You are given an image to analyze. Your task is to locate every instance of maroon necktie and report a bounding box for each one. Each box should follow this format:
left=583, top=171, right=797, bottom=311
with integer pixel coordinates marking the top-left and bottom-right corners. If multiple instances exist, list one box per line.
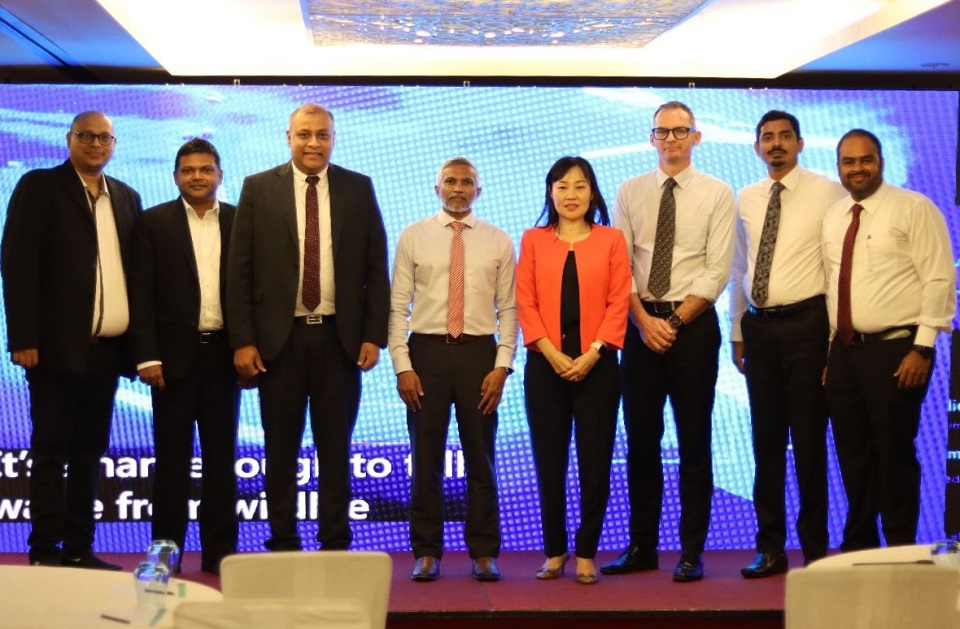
left=302, top=175, right=321, bottom=312
left=836, top=203, right=863, bottom=345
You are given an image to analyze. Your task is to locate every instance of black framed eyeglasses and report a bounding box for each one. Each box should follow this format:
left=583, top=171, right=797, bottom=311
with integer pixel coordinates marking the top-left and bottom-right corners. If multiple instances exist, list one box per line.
left=71, top=131, right=116, bottom=145
left=651, top=127, right=695, bottom=140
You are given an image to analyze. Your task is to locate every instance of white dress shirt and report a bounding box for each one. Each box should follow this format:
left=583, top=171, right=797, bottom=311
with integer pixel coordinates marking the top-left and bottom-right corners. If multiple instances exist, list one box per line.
left=822, top=182, right=956, bottom=347
left=729, top=166, right=847, bottom=341
left=388, top=211, right=518, bottom=374
left=184, top=199, right=224, bottom=332
left=291, top=163, right=335, bottom=317
left=614, top=165, right=736, bottom=302
left=78, top=171, right=128, bottom=337
left=137, top=200, right=224, bottom=371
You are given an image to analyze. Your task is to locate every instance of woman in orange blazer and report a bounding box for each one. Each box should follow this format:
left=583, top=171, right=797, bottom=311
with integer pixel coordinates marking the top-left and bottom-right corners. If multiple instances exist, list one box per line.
left=516, top=156, right=632, bottom=585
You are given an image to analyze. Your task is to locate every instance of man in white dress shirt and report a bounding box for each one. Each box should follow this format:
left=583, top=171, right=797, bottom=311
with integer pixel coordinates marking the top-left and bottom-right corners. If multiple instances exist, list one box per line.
left=822, top=128, right=955, bottom=551
left=730, top=111, right=846, bottom=578
left=603, top=101, right=736, bottom=582
left=388, top=157, right=517, bottom=582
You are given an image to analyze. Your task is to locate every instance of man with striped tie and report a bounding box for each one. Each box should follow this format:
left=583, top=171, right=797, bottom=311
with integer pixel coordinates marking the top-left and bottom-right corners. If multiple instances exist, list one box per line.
left=388, top=157, right=517, bottom=583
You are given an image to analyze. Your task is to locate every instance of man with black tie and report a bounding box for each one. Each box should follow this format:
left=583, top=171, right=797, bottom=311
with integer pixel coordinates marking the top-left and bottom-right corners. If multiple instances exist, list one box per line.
left=823, top=129, right=954, bottom=551
left=389, top=157, right=517, bottom=582
left=605, top=101, right=735, bottom=582
left=730, top=111, right=846, bottom=577
left=129, top=139, right=239, bottom=575
left=227, top=103, right=390, bottom=552
left=1, top=111, right=142, bottom=569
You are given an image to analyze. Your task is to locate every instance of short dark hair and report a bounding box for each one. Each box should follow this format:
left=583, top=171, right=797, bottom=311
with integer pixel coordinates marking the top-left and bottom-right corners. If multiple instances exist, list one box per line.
left=536, top=156, right=609, bottom=228
left=174, top=138, right=221, bottom=171
left=755, top=110, right=801, bottom=142
left=836, top=128, right=884, bottom=161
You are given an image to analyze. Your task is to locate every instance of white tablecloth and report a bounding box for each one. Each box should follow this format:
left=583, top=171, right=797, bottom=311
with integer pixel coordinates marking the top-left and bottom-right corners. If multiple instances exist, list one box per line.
left=0, top=565, right=222, bottom=628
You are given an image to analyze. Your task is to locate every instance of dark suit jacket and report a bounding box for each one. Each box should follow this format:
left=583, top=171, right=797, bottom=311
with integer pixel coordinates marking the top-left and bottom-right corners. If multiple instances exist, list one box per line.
left=1, top=160, right=142, bottom=374
left=227, top=162, right=390, bottom=361
left=129, top=198, right=236, bottom=381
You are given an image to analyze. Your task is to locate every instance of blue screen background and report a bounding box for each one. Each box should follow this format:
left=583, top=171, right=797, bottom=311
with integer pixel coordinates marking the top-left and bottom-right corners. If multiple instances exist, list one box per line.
left=0, top=85, right=956, bottom=554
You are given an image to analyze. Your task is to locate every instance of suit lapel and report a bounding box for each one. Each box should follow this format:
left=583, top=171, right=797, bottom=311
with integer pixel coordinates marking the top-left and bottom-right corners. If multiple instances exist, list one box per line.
left=275, top=163, right=299, bottom=250
left=172, top=199, right=200, bottom=285
left=57, top=161, right=96, bottom=227
left=327, top=164, right=344, bottom=258
left=218, top=205, right=234, bottom=302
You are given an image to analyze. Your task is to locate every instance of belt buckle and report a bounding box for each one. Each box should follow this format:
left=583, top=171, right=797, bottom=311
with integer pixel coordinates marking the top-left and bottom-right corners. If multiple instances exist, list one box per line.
left=199, top=331, right=218, bottom=344
left=444, top=334, right=462, bottom=344
left=305, top=314, right=323, bottom=325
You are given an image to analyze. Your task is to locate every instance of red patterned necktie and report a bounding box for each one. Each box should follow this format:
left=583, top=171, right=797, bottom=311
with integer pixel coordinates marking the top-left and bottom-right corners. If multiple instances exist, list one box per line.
left=836, top=203, right=863, bottom=345
left=447, top=221, right=467, bottom=337
left=302, top=175, right=321, bottom=312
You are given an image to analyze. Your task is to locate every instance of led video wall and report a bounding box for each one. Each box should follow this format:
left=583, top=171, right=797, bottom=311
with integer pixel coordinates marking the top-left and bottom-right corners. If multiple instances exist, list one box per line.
left=0, top=84, right=956, bottom=554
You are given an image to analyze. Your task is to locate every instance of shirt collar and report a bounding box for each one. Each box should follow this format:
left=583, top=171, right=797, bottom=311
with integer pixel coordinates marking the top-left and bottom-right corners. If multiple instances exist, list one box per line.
left=181, top=197, right=221, bottom=218
left=656, top=164, right=695, bottom=189
left=291, top=162, right=328, bottom=184
left=771, top=165, right=802, bottom=193
left=436, top=210, right=477, bottom=229
left=75, top=170, right=110, bottom=198
left=850, top=181, right=889, bottom=215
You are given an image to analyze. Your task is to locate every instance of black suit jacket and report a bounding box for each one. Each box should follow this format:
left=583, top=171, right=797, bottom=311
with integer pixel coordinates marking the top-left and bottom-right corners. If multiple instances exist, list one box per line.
left=1, top=160, right=142, bottom=374
left=129, top=198, right=236, bottom=381
left=226, top=162, right=389, bottom=361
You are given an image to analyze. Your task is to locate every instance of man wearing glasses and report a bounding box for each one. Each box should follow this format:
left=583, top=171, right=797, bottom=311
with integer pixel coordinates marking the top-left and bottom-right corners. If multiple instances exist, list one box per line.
left=2, top=111, right=142, bottom=569
left=605, top=101, right=735, bottom=582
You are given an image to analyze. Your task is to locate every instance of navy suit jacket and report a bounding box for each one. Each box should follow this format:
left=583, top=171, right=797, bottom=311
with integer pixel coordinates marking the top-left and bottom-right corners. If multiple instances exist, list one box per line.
left=1, top=160, right=142, bottom=374
left=128, top=198, right=236, bottom=381
left=226, top=161, right=389, bottom=361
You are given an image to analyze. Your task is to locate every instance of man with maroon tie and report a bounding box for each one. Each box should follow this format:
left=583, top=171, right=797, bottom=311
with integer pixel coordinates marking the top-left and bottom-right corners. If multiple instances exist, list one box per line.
left=822, top=128, right=955, bottom=551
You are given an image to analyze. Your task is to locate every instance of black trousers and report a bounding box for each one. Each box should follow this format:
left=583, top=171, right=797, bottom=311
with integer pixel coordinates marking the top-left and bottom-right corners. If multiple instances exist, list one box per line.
left=741, top=298, right=829, bottom=561
left=620, top=308, right=720, bottom=555
left=407, top=334, right=500, bottom=560
left=257, top=320, right=360, bottom=551
left=150, top=339, right=239, bottom=565
left=525, top=350, right=619, bottom=559
left=825, top=336, right=928, bottom=550
left=26, top=340, right=122, bottom=558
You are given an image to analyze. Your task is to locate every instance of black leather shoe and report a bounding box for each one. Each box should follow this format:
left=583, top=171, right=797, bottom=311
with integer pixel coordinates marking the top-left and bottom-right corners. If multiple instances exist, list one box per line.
left=600, top=545, right=658, bottom=575
left=411, top=556, right=440, bottom=582
left=29, top=550, right=61, bottom=567
left=673, top=552, right=703, bottom=582
left=200, top=559, right=221, bottom=576
left=472, top=556, right=501, bottom=582
left=741, top=552, right=788, bottom=578
left=61, top=552, right=122, bottom=571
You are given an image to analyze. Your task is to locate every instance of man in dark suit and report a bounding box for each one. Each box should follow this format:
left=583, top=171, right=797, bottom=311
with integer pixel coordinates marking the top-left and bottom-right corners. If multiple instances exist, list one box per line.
left=129, top=138, right=239, bottom=575
left=1, top=111, right=142, bottom=569
left=227, top=103, right=390, bottom=551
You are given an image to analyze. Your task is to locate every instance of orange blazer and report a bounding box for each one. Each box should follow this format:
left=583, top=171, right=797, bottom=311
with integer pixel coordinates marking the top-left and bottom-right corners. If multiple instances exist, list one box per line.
left=516, top=224, right=631, bottom=355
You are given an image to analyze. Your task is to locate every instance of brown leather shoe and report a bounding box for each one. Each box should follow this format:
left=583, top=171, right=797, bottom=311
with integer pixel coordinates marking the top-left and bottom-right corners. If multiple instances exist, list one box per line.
left=411, top=556, right=440, bottom=582
left=472, top=556, right=501, bottom=582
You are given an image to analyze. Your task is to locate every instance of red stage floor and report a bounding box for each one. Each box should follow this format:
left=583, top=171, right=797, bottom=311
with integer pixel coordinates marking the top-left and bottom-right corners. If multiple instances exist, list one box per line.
left=1, top=549, right=792, bottom=628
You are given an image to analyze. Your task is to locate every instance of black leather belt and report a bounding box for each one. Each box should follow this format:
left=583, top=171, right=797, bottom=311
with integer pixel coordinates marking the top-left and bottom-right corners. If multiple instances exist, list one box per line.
left=747, top=295, right=824, bottom=320
left=198, top=330, right=222, bottom=344
left=849, top=325, right=916, bottom=345
left=89, top=335, right=121, bottom=344
left=295, top=314, right=336, bottom=325
left=641, top=300, right=683, bottom=317
left=411, top=333, right=492, bottom=345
